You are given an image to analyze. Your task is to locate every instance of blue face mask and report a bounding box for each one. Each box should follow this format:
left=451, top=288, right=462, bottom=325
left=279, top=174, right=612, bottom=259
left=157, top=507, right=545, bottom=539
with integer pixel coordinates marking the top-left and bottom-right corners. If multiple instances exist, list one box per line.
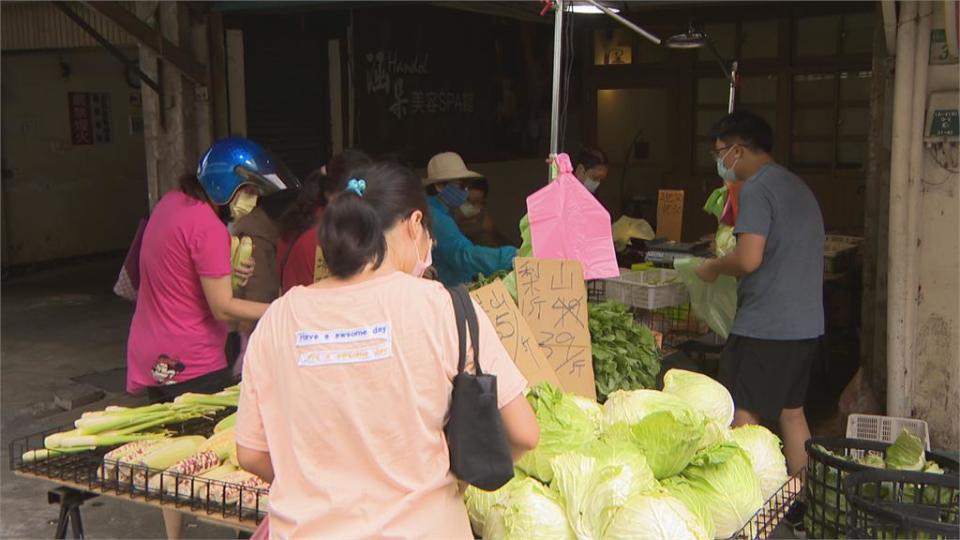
left=437, top=183, right=469, bottom=209
left=716, top=145, right=740, bottom=181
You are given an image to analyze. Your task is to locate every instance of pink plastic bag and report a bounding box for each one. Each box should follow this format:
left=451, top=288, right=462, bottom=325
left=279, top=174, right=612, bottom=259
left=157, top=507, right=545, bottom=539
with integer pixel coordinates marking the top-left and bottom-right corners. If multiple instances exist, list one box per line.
left=526, top=154, right=619, bottom=280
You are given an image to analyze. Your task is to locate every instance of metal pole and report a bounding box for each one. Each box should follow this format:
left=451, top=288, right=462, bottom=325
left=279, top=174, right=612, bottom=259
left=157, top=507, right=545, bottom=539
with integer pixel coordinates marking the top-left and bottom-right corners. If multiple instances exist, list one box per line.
left=886, top=0, right=918, bottom=418
left=549, top=0, right=564, bottom=160
left=584, top=0, right=661, bottom=45
left=727, top=61, right=738, bottom=113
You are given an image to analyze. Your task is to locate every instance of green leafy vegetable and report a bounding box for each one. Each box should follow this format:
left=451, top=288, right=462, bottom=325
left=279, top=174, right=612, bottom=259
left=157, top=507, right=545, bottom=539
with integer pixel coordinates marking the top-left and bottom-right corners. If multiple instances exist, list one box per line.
left=730, top=425, right=789, bottom=500
left=884, top=429, right=926, bottom=471
left=602, top=390, right=706, bottom=479
left=679, top=442, right=764, bottom=538
left=464, top=471, right=527, bottom=535
left=588, top=302, right=661, bottom=402
left=662, top=368, right=734, bottom=427
left=516, top=384, right=600, bottom=483
left=603, top=492, right=711, bottom=540
left=550, top=440, right=658, bottom=539
left=482, top=477, right=574, bottom=540
left=662, top=477, right=717, bottom=540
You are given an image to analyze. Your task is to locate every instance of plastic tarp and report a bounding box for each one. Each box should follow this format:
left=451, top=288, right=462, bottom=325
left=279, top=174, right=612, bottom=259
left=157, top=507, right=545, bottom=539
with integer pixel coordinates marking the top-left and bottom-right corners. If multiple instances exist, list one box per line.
left=526, top=153, right=619, bottom=280
left=673, top=257, right=737, bottom=339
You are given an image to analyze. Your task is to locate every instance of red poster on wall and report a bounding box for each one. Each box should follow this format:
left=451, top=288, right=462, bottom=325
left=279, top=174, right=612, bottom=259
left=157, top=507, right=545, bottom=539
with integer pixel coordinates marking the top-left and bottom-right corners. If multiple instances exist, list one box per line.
left=68, top=92, right=93, bottom=145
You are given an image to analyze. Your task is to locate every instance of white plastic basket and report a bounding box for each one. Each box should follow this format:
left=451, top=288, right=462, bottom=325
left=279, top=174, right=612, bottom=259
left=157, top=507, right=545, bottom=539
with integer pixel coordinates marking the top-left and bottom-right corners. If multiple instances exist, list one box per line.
left=846, top=413, right=931, bottom=451
left=600, top=268, right=689, bottom=310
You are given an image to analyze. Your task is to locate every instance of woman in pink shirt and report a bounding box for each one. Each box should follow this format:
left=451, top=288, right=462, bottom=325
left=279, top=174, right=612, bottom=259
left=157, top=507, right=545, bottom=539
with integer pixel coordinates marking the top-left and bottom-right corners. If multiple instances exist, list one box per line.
left=237, top=161, right=539, bottom=539
left=127, top=138, right=298, bottom=538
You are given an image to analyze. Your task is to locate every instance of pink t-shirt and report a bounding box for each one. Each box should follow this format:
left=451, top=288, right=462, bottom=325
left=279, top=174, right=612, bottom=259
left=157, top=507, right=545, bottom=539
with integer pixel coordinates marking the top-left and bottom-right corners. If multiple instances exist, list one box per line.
left=237, top=272, right=527, bottom=539
left=126, top=191, right=232, bottom=393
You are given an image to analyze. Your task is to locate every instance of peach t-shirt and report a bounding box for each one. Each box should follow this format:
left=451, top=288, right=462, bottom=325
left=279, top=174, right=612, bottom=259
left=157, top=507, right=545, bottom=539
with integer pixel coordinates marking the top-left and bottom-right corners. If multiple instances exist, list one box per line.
left=236, top=272, right=527, bottom=539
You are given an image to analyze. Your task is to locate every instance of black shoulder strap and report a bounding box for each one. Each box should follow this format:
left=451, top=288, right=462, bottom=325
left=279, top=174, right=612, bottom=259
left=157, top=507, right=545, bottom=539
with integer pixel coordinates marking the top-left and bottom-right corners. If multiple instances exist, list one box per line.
left=448, top=285, right=483, bottom=376
left=447, top=286, right=469, bottom=374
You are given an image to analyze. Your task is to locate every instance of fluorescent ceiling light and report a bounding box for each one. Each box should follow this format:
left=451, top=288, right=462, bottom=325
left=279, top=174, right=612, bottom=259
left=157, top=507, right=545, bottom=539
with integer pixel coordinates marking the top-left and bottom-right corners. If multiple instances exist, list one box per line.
left=570, top=3, right=620, bottom=14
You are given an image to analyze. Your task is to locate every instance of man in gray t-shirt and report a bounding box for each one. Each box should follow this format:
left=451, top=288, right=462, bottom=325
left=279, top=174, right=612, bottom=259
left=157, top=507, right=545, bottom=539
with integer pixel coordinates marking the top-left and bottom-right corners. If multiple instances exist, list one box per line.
left=696, top=112, right=824, bottom=495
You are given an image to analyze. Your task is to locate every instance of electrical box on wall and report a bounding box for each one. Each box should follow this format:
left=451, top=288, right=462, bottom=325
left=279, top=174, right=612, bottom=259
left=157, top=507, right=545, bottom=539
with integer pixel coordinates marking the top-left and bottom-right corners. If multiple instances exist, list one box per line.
left=925, top=91, right=959, bottom=142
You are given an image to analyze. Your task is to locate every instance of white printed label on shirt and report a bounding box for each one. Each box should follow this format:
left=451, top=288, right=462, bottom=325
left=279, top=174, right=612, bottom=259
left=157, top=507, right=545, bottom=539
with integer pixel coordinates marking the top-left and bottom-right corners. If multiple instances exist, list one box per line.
left=295, top=323, right=391, bottom=347
left=297, top=343, right=393, bottom=367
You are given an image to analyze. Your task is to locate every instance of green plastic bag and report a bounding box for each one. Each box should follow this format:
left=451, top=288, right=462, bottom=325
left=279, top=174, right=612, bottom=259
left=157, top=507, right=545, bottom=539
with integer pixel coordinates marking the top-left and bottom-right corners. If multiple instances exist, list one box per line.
left=703, top=187, right=728, bottom=219
left=673, top=257, right=737, bottom=339
left=518, top=214, right=533, bottom=258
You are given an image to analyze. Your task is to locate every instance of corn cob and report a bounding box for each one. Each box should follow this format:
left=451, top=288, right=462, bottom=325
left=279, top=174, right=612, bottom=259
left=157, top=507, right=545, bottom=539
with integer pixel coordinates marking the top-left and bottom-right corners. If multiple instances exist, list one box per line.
left=149, top=449, right=222, bottom=494
left=198, top=427, right=235, bottom=461
left=214, top=412, right=237, bottom=433
left=231, top=236, right=254, bottom=288
left=100, top=439, right=165, bottom=479
left=230, top=236, right=240, bottom=263
left=139, top=436, right=206, bottom=470
left=129, top=436, right=206, bottom=486
left=22, top=447, right=95, bottom=463
left=194, top=463, right=240, bottom=499
left=219, top=470, right=271, bottom=507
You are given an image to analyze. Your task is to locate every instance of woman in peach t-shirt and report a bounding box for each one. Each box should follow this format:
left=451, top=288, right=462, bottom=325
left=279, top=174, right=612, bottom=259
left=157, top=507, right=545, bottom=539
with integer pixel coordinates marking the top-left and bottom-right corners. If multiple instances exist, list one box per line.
left=236, top=161, right=540, bottom=539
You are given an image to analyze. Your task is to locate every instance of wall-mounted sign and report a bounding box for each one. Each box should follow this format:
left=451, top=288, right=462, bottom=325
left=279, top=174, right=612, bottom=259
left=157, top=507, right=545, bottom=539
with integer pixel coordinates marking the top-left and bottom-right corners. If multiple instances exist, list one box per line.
left=68, top=92, right=111, bottom=145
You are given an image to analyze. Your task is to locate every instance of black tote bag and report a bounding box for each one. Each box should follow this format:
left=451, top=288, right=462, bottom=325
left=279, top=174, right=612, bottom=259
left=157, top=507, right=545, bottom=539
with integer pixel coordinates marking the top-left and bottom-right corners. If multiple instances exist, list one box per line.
left=444, top=285, right=514, bottom=491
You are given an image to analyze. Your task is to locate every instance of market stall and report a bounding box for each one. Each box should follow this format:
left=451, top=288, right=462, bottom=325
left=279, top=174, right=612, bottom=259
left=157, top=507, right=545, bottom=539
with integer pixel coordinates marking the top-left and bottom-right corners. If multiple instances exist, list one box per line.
left=9, top=387, right=267, bottom=537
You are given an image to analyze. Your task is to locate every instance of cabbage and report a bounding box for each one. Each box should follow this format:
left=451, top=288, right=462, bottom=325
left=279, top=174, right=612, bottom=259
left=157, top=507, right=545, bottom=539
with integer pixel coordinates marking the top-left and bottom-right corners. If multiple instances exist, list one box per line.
left=482, top=477, right=574, bottom=540
left=516, top=384, right=600, bottom=483
left=715, top=224, right=736, bottom=256
left=551, top=440, right=658, bottom=539
left=662, top=477, right=717, bottom=540
left=731, top=425, right=789, bottom=499
left=699, top=419, right=734, bottom=451
left=571, top=395, right=603, bottom=436
left=465, top=471, right=527, bottom=534
left=884, top=429, right=925, bottom=471
left=662, top=369, right=734, bottom=427
left=602, top=390, right=706, bottom=479
left=603, top=492, right=710, bottom=540
left=680, top=442, right=764, bottom=538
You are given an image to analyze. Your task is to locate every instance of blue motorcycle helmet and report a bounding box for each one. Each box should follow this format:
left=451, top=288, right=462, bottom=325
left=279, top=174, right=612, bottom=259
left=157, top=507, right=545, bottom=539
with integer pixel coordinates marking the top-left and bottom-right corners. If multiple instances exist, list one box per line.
left=197, top=138, right=301, bottom=206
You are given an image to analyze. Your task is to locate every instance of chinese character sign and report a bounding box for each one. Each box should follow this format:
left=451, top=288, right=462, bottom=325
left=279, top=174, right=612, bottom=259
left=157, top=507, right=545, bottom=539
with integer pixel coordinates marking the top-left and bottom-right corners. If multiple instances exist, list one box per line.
left=68, top=92, right=111, bottom=145
left=471, top=279, right=561, bottom=388
left=68, top=92, right=93, bottom=145
left=515, top=258, right=596, bottom=399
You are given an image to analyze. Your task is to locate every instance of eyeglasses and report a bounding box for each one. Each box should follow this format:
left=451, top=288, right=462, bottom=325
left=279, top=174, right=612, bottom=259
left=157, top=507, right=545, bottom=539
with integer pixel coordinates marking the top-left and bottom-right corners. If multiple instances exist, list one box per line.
left=709, top=145, right=737, bottom=160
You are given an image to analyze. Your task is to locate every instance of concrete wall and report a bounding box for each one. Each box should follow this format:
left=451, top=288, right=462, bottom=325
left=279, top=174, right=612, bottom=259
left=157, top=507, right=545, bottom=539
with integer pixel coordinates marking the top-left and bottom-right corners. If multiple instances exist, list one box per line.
left=909, top=56, right=959, bottom=450
left=1, top=48, right=147, bottom=265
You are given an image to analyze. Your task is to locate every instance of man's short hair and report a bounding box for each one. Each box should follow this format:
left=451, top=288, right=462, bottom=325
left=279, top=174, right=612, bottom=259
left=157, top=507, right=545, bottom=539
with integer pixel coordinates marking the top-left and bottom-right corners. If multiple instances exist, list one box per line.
left=708, top=111, right=774, bottom=153
left=574, top=147, right=608, bottom=170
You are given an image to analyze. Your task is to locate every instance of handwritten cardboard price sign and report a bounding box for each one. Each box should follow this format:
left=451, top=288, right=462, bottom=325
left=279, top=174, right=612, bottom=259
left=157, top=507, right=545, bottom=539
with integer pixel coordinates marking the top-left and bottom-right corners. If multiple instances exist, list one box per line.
left=514, top=258, right=596, bottom=399
left=656, top=189, right=684, bottom=241
left=471, top=280, right=561, bottom=388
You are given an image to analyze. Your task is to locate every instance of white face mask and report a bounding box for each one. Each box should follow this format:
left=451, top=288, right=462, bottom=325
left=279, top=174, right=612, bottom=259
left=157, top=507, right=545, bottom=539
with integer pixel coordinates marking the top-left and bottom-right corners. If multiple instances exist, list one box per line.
left=459, top=202, right=482, bottom=218
left=583, top=177, right=601, bottom=193
left=413, top=226, right=432, bottom=278
left=715, top=145, right=740, bottom=182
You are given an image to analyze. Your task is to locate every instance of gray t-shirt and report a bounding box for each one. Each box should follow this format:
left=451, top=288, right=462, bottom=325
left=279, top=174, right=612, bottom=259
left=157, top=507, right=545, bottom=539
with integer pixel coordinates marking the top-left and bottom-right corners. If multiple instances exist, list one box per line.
left=732, top=163, right=825, bottom=340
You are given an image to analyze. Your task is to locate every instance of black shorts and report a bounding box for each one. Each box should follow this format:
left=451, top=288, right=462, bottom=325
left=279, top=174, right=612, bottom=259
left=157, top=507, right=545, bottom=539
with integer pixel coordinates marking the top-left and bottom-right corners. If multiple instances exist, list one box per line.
left=719, top=334, right=818, bottom=421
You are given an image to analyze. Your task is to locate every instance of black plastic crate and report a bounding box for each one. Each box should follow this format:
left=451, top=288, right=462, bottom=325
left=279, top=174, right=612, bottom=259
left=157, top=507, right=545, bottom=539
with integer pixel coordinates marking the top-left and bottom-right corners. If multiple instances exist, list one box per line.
left=805, top=437, right=959, bottom=539
left=842, top=469, right=960, bottom=539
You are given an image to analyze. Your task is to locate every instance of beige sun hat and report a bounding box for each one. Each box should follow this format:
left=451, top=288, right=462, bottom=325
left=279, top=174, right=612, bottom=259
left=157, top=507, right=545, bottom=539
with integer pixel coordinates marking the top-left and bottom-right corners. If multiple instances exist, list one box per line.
left=423, top=152, right=484, bottom=186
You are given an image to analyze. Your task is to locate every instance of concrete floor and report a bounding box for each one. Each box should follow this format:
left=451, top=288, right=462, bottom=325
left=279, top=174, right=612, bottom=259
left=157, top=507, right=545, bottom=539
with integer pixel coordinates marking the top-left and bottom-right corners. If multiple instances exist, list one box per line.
left=1, top=255, right=232, bottom=538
